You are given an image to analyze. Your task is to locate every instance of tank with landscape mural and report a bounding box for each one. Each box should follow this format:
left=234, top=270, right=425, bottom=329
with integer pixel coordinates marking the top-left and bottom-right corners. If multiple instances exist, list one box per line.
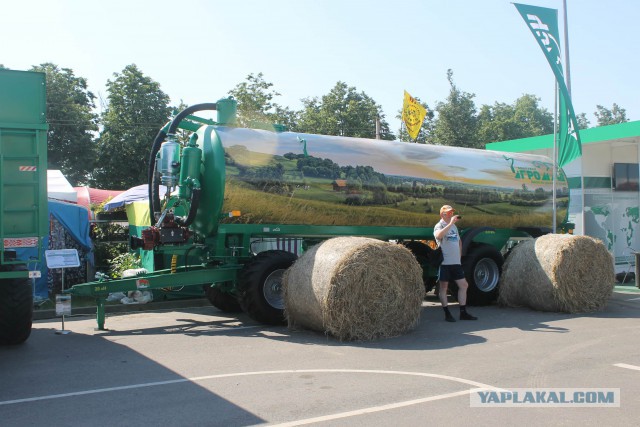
left=208, top=127, right=568, bottom=232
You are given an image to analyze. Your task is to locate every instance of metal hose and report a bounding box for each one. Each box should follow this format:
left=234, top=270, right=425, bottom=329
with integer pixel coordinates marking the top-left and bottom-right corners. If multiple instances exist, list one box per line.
left=148, top=103, right=218, bottom=225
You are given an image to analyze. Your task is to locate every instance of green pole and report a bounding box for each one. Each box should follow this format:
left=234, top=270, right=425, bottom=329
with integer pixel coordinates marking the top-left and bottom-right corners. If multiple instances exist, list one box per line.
left=95, top=297, right=106, bottom=331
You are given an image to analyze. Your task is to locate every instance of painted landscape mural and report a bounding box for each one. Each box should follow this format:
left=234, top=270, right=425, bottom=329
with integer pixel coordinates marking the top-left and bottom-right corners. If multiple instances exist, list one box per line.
left=212, top=127, right=568, bottom=230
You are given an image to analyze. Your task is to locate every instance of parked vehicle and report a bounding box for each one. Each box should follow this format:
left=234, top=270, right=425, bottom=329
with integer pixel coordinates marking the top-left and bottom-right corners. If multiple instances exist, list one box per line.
left=69, top=100, right=571, bottom=329
left=0, top=70, right=48, bottom=345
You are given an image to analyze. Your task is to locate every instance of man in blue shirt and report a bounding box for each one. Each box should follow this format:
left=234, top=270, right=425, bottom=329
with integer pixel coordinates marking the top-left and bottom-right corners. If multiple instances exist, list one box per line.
left=434, top=205, right=477, bottom=322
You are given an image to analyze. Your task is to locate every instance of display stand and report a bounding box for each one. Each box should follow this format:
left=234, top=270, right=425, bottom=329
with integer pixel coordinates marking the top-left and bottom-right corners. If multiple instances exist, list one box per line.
left=45, top=249, right=80, bottom=335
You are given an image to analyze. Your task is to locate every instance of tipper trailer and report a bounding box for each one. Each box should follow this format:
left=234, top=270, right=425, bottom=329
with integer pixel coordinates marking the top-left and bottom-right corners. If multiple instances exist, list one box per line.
left=0, top=70, right=48, bottom=344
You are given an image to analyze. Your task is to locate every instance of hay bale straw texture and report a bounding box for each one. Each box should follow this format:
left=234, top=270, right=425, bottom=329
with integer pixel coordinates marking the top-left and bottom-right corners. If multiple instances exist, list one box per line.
left=283, top=237, right=424, bottom=341
left=498, top=234, right=614, bottom=313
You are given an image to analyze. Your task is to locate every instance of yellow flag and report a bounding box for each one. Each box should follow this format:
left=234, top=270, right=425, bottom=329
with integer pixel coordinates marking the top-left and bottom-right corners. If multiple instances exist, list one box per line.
left=402, top=90, right=427, bottom=140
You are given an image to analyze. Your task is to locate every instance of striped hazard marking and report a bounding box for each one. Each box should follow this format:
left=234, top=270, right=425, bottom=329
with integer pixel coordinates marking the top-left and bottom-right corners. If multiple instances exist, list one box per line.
left=3, top=237, right=39, bottom=248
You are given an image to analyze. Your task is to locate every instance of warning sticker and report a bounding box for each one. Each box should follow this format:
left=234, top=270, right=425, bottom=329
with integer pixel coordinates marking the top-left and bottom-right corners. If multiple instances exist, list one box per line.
left=3, top=237, right=39, bottom=248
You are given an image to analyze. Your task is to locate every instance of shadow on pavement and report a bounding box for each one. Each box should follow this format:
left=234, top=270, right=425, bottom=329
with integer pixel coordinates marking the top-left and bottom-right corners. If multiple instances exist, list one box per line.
left=59, top=289, right=638, bottom=353
left=0, top=327, right=265, bottom=426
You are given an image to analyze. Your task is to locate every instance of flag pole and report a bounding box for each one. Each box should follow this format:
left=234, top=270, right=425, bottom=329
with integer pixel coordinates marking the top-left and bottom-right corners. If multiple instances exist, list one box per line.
left=562, top=0, right=572, bottom=95
left=553, top=80, right=558, bottom=234
left=563, top=0, right=585, bottom=234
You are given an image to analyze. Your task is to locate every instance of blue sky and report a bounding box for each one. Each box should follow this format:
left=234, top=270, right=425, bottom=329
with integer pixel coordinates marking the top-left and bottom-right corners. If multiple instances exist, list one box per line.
left=2, top=0, right=638, bottom=133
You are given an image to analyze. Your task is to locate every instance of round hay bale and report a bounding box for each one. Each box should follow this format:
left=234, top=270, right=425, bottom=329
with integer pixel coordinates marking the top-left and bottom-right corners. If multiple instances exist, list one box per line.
left=283, top=237, right=424, bottom=341
left=498, top=234, right=615, bottom=313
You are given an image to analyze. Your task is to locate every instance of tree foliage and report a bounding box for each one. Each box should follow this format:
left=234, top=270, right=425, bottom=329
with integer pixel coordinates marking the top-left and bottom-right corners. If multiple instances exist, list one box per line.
left=297, top=81, right=394, bottom=140
left=477, top=94, right=553, bottom=144
left=171, top=100, right=192, bottom=144
left=93, top=64, right=171, bottom=189
left=228, top=72, right=298, bottom=129
left=272, top=104, right=301, bottom=132
left=432, top=70, right=479, bottom=148
left=594, top=103, right=628, bottom=126
left=30, top=63, right=98, bottom=185
left=576, top=112, right=590, bottom=130
left=3, top=62, right=633, bottom=190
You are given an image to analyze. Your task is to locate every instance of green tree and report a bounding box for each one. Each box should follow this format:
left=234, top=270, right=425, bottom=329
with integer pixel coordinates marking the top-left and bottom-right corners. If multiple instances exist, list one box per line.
left=272, top=104, right=300, bottom=132
left=576, top=112, right=590, bottom=130
left=94, top=64, right=171, bottom=189
left=396, top=97, right=435, bottom=143
left=477, top=94, right=553, bottom=144
left=594, top=103, right=628, bottom=126
left=171, top=100, right=192, bottom=144
left=30, top=63, right=98, bottom=185
left=297, top=81, right=394, bottom=140
left=228, top=72, right=298, bottom=129
left=432, top=69, right=478, bottom=148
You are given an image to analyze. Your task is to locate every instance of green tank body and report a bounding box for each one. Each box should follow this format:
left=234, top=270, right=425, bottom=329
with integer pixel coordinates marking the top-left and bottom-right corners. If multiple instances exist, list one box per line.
left=189, top=125, right=568, bottom=239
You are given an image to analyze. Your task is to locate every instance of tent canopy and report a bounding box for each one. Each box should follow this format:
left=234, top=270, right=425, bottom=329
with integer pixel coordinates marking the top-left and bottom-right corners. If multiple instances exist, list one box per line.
left=103, top=184, right=167, bottom=211
left=14, top=199, right=92, bottom=300
left=74, top=186, right=124, bottom=218
left=47, top=170, right=76, bottom=203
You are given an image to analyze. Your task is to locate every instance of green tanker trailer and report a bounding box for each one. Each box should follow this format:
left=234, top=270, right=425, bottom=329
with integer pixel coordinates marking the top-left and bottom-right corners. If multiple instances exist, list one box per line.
left=69, top=100, right=570, bottom=329
left=0, top=70, right=48, bottom=345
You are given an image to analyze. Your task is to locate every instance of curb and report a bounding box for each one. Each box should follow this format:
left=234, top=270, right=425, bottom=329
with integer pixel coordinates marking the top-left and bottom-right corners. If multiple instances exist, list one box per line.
left=33, top=298, right=211, bottom=321
left=614, top=284, right=640, bottom=293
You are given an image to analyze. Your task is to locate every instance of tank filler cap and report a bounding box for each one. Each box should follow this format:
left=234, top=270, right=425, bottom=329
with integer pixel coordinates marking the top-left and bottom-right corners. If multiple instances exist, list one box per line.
left=216, top=97, right=237, bottom=125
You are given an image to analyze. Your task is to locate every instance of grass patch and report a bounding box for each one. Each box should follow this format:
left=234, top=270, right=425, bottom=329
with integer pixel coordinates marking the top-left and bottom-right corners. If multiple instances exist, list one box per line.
left=221, top=180, right=566, bottom=230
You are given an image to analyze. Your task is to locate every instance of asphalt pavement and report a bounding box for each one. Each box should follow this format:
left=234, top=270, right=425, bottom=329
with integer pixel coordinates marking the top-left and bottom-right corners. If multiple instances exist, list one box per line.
left=1, top=287, right=639, bottom=426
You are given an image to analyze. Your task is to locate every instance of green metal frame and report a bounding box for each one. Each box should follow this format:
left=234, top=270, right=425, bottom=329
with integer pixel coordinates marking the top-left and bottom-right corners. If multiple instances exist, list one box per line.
left=68, top=219, right=530, bottom=330
left=71, top=265, right=242, bottom=330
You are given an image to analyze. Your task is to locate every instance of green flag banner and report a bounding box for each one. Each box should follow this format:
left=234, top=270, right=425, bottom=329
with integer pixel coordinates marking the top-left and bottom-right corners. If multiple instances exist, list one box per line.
left=514, top=3, right=582, bottom=167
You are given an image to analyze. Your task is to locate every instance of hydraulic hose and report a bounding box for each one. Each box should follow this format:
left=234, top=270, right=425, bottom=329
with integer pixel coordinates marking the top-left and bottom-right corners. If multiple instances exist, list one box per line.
left=148, top=128, right=167, bottom=223
left=148, top=103, right=218, bottom=226
left=176, top=186, right=201, bottom=227
left=167, top=103, right=217, bottom=135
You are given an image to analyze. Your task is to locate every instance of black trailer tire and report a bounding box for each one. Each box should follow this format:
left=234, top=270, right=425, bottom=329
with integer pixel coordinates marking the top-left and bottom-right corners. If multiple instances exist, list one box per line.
left=402, top=241, right=436, bottom=293
left=461, top=243, right=503, bottom=306
left=0, top=265, right=33, bottom=345
left=238, top=250, right=297, bottom=325
left=203, top=284, right=242, bottom=313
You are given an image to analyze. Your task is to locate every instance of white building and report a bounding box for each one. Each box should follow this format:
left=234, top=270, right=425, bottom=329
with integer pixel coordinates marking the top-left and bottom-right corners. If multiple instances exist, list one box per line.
left=487, top=120, right=640, bottom=274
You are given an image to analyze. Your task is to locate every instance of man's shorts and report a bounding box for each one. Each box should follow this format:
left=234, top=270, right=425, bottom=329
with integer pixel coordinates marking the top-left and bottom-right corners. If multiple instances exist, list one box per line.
left=438, top=264, right=465, bottom=282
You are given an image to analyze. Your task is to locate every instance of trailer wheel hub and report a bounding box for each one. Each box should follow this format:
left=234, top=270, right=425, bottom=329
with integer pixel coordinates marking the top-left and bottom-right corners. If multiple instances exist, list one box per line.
left=263, top=269, right=286, bottom=310
left=473, top=258, right=499, bottom=292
